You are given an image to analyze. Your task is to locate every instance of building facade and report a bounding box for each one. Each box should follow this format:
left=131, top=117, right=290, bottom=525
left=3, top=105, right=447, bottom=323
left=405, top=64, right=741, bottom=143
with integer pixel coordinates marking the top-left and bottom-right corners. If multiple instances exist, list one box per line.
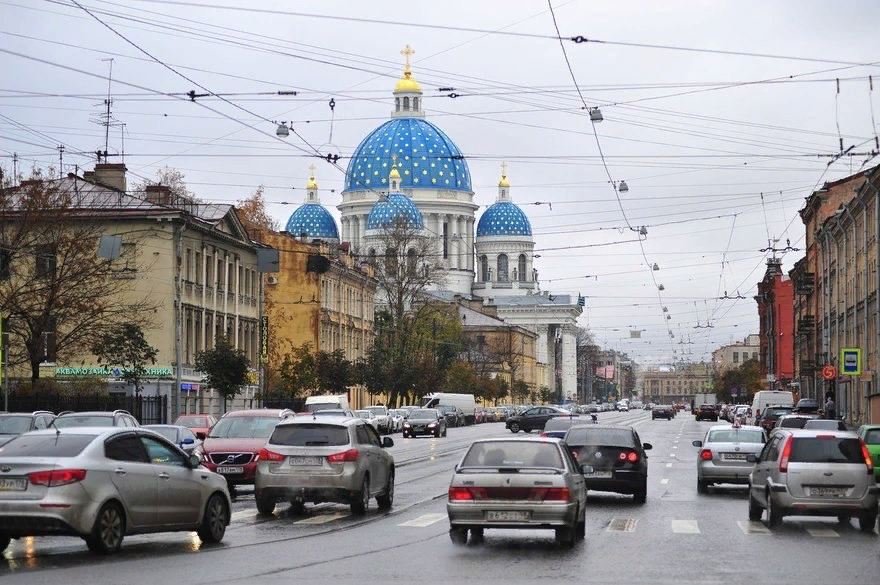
left=642, top=363, right=713, bottom=405
left=712, top=334, right=760, bottom=375
left=755, top=258, right=795, bottom=388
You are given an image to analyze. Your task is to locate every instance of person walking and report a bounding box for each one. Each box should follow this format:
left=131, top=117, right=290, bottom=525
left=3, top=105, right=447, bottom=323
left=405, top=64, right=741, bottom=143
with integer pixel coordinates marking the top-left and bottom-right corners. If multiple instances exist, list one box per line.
left=824, top=396, right=836, bottom=421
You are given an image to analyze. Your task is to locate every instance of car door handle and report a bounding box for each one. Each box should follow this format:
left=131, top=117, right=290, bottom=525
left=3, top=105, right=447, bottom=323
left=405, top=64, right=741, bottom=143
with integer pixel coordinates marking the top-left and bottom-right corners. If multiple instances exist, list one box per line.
left=114, top=468, right=127, bottom=476
left=158, top=472, right=171, bottom=480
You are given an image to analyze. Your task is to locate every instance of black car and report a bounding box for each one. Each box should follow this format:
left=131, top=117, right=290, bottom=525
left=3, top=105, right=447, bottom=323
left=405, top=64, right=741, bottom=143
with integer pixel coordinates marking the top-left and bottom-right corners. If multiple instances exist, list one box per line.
left=757, top=406, right=794, bottom=432
left=402, top=408, right=447, bottom=438
left=436, top=405, right=464, bottom=428
left=0, top=411, right=55, bottom=446
left=774, top=414, right=817, bottom=429
left=563, top=424, right=652, bottom=503
left=540, top=415, right=598, bottom=438
left=694, top=404, right=718, bottom=422
left=506, top=406, right=570, bottom=433
left=652, top=405, right=673, bottom=420
left=793, top=398, right=820, bottom=415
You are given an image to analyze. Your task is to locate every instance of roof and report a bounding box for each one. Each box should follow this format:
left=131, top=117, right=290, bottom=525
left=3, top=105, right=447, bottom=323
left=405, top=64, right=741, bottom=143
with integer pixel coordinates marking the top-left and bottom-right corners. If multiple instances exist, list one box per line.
left=457, top=304, right=506, bottom=327
left=220, top=409, right=292, bottom=418
left=366, top=192, right=424, bottom=230
left=493, top=294, right=579, bottom=307
left=477, top=201, right=532, bottom=237
left=285, top=202, right=339, bottom=241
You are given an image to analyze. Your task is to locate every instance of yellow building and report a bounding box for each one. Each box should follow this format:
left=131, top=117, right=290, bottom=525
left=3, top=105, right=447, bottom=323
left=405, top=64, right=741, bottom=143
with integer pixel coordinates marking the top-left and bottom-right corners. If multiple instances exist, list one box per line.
left=642, top=364, right=713, bottom=405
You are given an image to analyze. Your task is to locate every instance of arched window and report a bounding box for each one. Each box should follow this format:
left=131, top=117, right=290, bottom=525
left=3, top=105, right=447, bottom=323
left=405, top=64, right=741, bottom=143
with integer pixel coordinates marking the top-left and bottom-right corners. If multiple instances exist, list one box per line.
left=518, top=254, right=527, bottom=282
left=413, top=97, right=419, bottom=111
left=395, top=98, right=400, bottom=111
left=385, top=247, right=398, bottom=276
left=407, top=248, right=418, bottom=275
left=480, top=255, right=488, bottom=282
left=403, top=96, right=410, bottom=110
left=497, top=253, right=509, bottom=282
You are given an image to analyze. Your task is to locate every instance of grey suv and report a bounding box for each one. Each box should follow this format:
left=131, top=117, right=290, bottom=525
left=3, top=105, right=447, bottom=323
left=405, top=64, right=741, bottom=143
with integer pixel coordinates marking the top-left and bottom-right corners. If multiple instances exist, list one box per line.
left=51, top=410, right=140, bottom=428
left=254, top=417, right=395, bottom=516
left=748, top=429, right=879, bottom=531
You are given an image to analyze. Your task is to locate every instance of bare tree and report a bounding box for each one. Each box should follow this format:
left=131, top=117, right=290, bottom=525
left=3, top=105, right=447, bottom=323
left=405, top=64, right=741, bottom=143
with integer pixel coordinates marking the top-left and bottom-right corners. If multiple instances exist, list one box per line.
left=237, top=186, right=280, bottom=231
left=131, top=166, right=200, bottom=202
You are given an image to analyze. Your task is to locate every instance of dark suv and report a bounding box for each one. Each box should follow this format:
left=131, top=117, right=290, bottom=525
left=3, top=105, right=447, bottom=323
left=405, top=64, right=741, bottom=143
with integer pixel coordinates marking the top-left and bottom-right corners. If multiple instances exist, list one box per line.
left=0, top=411, right=55, bottom=446
left=652, top=405, right=673, bottom=420
left=695, top=404, right=718, bottom=422
left=563, top=424, right=652, bottom=503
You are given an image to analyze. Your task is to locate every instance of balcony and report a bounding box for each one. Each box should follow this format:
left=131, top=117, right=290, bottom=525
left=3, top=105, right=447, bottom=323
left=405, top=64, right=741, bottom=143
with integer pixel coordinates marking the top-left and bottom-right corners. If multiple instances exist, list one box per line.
left=795, top=272, right=815, bottom=295
left=797, top=315, right=816, bottom=335
left=799, top=360, right=816, bottom=373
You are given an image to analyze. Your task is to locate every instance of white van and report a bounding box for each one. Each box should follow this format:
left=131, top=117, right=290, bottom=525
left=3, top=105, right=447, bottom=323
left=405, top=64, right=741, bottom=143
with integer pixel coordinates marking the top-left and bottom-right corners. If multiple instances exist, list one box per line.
left=304, top=395, right=350, bottom=412
left=750, top=391, right=794, bottom=423
left=421, top=393, right=477, bottom=425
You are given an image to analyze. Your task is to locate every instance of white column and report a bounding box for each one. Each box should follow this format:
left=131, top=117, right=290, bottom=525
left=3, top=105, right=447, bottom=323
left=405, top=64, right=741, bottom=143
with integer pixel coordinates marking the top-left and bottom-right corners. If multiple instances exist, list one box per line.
left=358, top=215, right=366, bottom=250
left=234, top=256, right=240, bottom=349
left=561, top=324, right=577, bottom=401
left=341, top=218, right=349, bottom=242
left=467, top=219, right=474, bottom=271
left=456, top=216, right=464, bottom=270
left=435, top=214, right=443, bottom=260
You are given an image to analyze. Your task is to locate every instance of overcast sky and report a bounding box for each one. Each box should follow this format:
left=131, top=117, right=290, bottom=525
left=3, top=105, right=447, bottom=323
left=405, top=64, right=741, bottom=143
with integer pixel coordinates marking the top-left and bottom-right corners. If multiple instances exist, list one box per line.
left=3, top=0, right=879, bottom=366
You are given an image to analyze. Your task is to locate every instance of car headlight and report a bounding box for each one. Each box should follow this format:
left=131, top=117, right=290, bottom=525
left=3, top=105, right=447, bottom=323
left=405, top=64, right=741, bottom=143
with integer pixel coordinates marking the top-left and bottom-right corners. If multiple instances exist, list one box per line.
left=427, top=422, right=437, bottom=428
left=403, top=423, right=412, bottom=428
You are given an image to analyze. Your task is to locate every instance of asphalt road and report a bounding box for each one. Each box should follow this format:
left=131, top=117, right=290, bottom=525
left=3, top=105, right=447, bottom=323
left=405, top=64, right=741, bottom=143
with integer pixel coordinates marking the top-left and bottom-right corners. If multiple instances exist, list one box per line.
left=3, top=410, right=878, bottom=585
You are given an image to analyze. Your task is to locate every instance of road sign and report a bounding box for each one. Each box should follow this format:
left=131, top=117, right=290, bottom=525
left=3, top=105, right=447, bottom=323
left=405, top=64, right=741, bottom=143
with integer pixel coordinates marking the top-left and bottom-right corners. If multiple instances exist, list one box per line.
left=840, top=348, right=862, bottom=376
left=822, top=365, right=837, bottom=380
left=730, top=387, right=738, bottom=397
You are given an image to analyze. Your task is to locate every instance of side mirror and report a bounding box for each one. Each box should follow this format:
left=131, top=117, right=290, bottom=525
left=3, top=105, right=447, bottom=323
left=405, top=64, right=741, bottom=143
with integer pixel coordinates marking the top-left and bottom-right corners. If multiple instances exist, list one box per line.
left=382, top=437, right=394, bottom=448
left=182, top=437, right=195, bottom=445
left=747, top=454, right=758, bottom=463
left=580, top=464, right=594, bottom=475
left=692, top=440, right=703, bottom=448
left=642, top=443, right=652, bottom=451
left=188, top=453, right=202, bottom=468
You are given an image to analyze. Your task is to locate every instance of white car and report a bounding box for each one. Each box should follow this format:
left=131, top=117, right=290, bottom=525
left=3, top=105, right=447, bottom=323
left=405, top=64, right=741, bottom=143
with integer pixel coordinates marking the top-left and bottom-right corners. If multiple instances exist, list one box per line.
left=355, top=410, right=380, bottom=431
left=389, top=409, right=407, bottom=433
left=364, top=406, right=392, bottom=434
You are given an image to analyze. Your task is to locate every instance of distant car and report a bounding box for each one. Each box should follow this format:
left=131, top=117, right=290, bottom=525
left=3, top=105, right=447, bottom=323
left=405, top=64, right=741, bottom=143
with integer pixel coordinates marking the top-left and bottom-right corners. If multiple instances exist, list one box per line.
left=0, top=411, right=55, bottom=446
left=793, top=398, right=820, bottom=415
left=652, top=405, right=673, bottom=420
left=748, top=429, right=878, bottom=531
left=309, top=409, right=356, bottom=418
left=757, top=406, right=794, bottom=432
left=563, top=424, right=652, bottom=503
left=388, top=409, right=407, bottom=432
left=436, top=405, right=464, bottom=428
left=144, top=424, right=201, bottom=454
left=402, top=408, right=447, bottom=438
left=50, top=410, right=139, bottom=429
left=695, top=404, right=718, bottom=422
left=775, top=414, right=819, bottom=430
left=447, top=437, right=587, bottom=547
left=0, top=427, right=229, bottom=554
left=858, top=424, right=880, bottom=480
left=540, top=415, right=598, bottom=439
left=506, top=406, right=570, bottom=434
left=355, top=410, right=381, bottom=432
left=692, top=424, right=766, bottom=493
left=174, top=414, right=217, bottom=440
left=254, top=417, right=395, bottom=516
left=364, top=406, right=392, bottom=434
left=803, top=419, right=848, bottom=431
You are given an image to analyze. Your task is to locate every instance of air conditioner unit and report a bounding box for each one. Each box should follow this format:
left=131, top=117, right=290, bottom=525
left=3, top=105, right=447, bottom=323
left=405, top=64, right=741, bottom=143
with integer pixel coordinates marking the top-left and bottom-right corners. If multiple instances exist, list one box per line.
left=267, top=275, right=278, bottom=285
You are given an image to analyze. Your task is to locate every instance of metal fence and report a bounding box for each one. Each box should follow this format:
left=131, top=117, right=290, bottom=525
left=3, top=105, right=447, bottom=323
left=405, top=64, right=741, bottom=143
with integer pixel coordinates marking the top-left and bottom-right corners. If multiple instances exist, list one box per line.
left=5, top=393, right=168, bottom=425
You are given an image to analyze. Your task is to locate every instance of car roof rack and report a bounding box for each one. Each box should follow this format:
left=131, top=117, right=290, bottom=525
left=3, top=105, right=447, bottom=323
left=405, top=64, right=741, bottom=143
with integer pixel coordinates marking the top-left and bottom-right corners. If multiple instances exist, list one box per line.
left=56, top=410, right=75, bottom=417
left=112, top=409, right=132, bottom=416
left=32, top=410, right=54, bottom=415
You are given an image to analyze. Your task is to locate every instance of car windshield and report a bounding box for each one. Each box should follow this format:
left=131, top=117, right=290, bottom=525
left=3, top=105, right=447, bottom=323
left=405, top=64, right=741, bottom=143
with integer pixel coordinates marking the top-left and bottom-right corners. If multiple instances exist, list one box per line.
left=356, top=411, right=371, bottom=419
left=804, top=420, right=845, bottom=430
left=0, top=434, right=97, bottom=457
left=365, top=407, right=386, bottom=416
left=779, top=417, right=810, bottom=429
left=408, top=410, right=438, bottom=420
left=707, top=429, right=764, bottom=443
left=0, top=416, right=32, bottom=435
left=147, top=427, right=178, bottom=442
left=462, top=441, right=563, bottom=468
left=789, top=437, right=864, bottom=464
left=52, top=415, right=114, bottom=428
left=564, top=427, right=634, bottom=447
left=208, top=416, right=279, bottom=439
left=437, top=406, right=455, bottom=413
left=270, top=424, right=350, bottom=447
left=544, top=418, right=588, bottom=431
left=176, top=417, right=208, bottom=428
left=864, top=429, right=880, bottom=445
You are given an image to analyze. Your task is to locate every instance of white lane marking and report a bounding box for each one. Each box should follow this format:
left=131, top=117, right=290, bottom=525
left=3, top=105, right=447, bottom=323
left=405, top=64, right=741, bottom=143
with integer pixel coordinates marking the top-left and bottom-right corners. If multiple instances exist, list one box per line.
left=672, top=446, right=678, bottom=449
left=669, top=453, right=676, bottom=458
left=398, top=513, right=447, bottom=527
left=296, top=511, right=349, bottom=525
left=666, top=463, right=673, bottom=468
left=671, top=520, right=700, bottom=534
left=607, top=517, right=639, bottom=532
left=737, top=520, right=770, bottom=535
left=806, top=527, right=840, bottom=538
left=660, top=478, right=669, bottom=485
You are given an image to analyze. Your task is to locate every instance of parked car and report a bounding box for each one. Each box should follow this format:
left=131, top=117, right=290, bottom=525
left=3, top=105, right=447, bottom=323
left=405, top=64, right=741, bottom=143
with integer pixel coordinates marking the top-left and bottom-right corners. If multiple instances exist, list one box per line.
left=0, top=411, right=55, bottom=446
left=652, top=405, right=674, bottom=420
left=0, top=427, right=229, bottom=554
left=775, top=414, right=819, bottom=429
left=388, top=409, right=407, bottom=432
left=748, top=429, right=879, bottom=530
left=447, top=437, right=588, bottom=547
left=695, top=404, right=718, bottom=422
left=563, top=425, right=651, bottom=503
left=692, top=423, right=766, bottom=493
left=540, top=415, right=597, bottom=439
left=364, top=406, right=392, bottom=434
left=402, top=408, right=447, bottom=438
left=254, top=417, right=395, bottom=516
left=173, top=414, right=217, bottom=440
left=144, top=424, right=201, bottom=454
left=803, top=419, right=848, bottom=431
left=50, top=410, right=140, bottom=429
left=506, top=406, right=570, bottom=434
left=436, top=405, right=464, bottom=428
left=793, top=398, right=820, bottom=415
left=858, top=424, right=880, bottom=480
left=198, top=409, right=294, bottom=495
left=355, top=410, right=380, bottom=432
left=757, top=406, right=794, bottom=433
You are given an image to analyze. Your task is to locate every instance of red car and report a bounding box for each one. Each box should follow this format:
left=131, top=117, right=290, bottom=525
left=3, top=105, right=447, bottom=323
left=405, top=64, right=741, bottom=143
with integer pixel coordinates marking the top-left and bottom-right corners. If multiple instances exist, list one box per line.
left=199, top=409, right=294, bottom=495
left=174, top=414, right=217, bottom=440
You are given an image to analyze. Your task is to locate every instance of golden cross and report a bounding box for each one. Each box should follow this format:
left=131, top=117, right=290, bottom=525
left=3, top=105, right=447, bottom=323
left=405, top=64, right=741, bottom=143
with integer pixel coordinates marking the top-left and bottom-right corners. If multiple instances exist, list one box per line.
left=308, top=163, right=317, bottom=177
left=401, top=45, right=415, bottom=71
left=501, top=160, right=508, bottom=178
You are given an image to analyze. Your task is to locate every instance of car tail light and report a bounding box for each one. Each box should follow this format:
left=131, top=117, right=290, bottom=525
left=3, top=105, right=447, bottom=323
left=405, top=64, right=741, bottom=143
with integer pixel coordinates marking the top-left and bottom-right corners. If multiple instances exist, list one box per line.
left=257, top=449, right=285, bottom=462
left=448, top=486, right=473, bottom=501
left=28, top=469, right=87, bottom=487
left=860, top=440, right=874, bottom=475
left=327, top=449, right=359, bottom=463
left=779, top=436, right=793, bottom=472
left=532, top=487, right=570, bottom=501
left=627, top=451, right=639, bottom=463
left=540, top=432, right=549, bottom=438
left=700, top=449, right=713, bottom=461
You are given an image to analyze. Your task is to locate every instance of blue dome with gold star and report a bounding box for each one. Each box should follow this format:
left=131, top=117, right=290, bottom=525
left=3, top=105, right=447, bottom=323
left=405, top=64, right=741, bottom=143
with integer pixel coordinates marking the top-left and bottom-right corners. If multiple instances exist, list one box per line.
left=344, top=118, right=471, bottom=192
left=285, top=203, right=339, bottom=241
left=477, top=201, right=532, bottom=237
left=367, top=193, right=424, bottom=230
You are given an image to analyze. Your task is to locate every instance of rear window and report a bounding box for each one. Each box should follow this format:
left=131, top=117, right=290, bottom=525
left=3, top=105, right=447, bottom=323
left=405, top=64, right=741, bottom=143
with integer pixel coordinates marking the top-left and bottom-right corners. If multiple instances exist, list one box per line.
left=52, top=415, right=114, bottom=428
left=270, top=424, right=350, bottom=447
left=565, top=428, right=634, bottom=447
left=544, top=417, right=587, bottom=431
left=462, top=441, right=563, bottom=468
left=779, top=418, right=809, bottom=429
left=0, top=434, right=96, bottom=457
left=864, top=430, right=880, bottom=445
left=177, top=417, right=208, bottom=428
left=707, top=429, right=764, bottom=443
left=764, top=408, right=792, bottom=417
left=0, top=416, right=32, bottom=435
left=789, top=437, right=864, bottom=464
left=209, top=416, right=279, bottom=439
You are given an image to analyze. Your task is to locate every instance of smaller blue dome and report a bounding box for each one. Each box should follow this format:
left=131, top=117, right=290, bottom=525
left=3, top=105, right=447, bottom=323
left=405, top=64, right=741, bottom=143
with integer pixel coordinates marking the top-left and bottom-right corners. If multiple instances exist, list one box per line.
left=477, top=201, right=532, bottom=237
left=367, top=193, right=424, bottom=230
left=285, top=203, right=339, bottom=240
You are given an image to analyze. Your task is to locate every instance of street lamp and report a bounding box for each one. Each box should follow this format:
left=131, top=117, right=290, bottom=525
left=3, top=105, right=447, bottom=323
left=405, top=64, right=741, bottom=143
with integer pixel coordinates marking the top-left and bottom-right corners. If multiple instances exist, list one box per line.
left=589, top=107, right=603, bottom=123
left=618, top=180, right=629, bottom=193
left=276, top=122, right=290, bottom=137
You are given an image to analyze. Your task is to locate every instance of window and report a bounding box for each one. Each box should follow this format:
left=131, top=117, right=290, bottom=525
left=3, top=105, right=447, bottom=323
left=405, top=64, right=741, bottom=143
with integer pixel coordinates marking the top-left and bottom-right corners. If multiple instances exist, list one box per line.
left=272, top=424, right=350, bottom=447
left=140, top=436, right=186, bottom=467
left=185, top=248, right=192, bottom=281
left=480, top=255, right=488, bottom=282
left=395, top=97, right=400, bottom=111
left=413, top=97, right=419, bottom=111
left=752, top=352, right=758, bottom=360
left=35, top=245, right=56, bottom=278
left=407, top=248, right=417, bottom=275
left=497, top=253, right=509, bottom=282
left=195, top=251, right=202, bottom=284
left=733, top=352, right=739, bottom=363
left=385, top=248, right=398, bottom=275
left=1, top=434, right=96, bottom=457
left=356, top=425, right=372, bottom=446
left=0, top=250, right=10, bottom=280
left=206, top=254, right=213, bottom=285
left=442, top=223, right=449, bottom=259
left=105, top=435, right=148, bottom=462
left=368, top=248, right=376, bottom=266
left=518, top=254, right=526, bottom=282
left=403, top=96, right=410, bottom=110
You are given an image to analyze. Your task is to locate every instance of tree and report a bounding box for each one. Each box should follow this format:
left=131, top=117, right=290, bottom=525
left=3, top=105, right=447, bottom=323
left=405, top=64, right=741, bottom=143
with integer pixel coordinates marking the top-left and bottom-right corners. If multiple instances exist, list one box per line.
left=272, top=343, right=317, bottom=399
left=538, top=386, right=553, bottom=404
left=195, top=336, right=250, bottom=412
left=131, top=166, right=199, bottom=202
left=714, top=358, right=763, bottom=403
left=0, top=171, right=157, bottom=381
left=511, top=380, right=530, bottom=404
left=237, top=186, right=280, bottom=231
left=316, top=349, right=352, bottom=395
left=91, top=323, right=158, bottom=395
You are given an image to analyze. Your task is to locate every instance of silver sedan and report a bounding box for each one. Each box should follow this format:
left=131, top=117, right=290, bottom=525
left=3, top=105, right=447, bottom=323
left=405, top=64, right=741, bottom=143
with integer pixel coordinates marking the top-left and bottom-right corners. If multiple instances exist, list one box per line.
left=0, top=427, right=230, bottom=554
left=446, top=437, right=588, bottom=547
left=693, top=424, right=766, bottom=492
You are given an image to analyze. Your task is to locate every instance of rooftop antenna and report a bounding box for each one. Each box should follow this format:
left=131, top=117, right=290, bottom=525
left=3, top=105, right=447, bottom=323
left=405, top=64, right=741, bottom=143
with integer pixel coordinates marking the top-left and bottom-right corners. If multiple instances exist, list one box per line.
left=102, top=58, right=113, bottom=160
left=57, top=145, right=64, bottom=171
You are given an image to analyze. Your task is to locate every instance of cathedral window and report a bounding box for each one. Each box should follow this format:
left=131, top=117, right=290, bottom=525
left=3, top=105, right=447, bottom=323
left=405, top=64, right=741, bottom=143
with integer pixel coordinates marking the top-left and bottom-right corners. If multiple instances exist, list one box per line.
left=497, top=254, right=509, bottom=282
left=480, top=255, right=488, bottom=282
left=518, top=254, right=527, bottom=282
left=413, top=97, right=419, bottom=111
left=407, top=248, right=418, bottom=275
left=368, top=248, right=377, bottom=266
left=403, top=96, right=410, bottom=110
left=395, top=98, right=400, bottom=111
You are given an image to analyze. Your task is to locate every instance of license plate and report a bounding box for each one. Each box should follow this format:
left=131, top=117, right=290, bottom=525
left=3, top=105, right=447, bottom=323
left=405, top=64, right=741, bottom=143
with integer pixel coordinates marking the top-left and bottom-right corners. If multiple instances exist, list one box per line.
left=585, top=471, right=613, bottom=479
left=216, top=466, right=244, bottom=474
left=722, top=453, right=747, bottom=461
left=486, top=510, right=530, bottom=522
left=289, top=457, right=322, bottom=466
left=810, top=487, right=846, bottom=497
left=0, top=478, right=26, bottom=492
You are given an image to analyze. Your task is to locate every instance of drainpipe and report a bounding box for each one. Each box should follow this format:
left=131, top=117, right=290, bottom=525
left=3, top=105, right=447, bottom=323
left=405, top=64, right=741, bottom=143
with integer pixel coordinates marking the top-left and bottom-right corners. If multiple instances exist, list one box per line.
left=822, top=227, right=832, bottom=406
left=844, top=205, right=862, bottom=424
left=836, top=216, right=847, bottom=421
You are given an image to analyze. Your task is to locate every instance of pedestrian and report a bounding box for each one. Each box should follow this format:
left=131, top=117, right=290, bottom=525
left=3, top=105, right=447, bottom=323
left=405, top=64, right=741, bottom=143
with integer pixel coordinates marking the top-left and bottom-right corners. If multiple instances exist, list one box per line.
left=825, top=396, right=836, bottom=420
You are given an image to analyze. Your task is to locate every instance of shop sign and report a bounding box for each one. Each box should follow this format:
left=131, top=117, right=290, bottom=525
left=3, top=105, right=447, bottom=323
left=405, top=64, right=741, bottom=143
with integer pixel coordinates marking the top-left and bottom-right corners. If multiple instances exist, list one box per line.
left=55, top=366, right=174, bottom=378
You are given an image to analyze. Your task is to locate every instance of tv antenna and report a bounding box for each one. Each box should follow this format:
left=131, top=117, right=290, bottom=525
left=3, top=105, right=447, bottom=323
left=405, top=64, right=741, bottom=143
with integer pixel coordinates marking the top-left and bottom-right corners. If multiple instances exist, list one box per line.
left=90, top=59, right=125, bottom=163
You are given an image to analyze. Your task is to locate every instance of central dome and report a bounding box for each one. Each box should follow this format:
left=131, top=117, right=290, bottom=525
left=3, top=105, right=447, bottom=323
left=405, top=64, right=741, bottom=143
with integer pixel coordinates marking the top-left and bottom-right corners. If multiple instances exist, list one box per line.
left=344, top=118, right=471, bottom=192
left=477, top=201, right=532, bottom=237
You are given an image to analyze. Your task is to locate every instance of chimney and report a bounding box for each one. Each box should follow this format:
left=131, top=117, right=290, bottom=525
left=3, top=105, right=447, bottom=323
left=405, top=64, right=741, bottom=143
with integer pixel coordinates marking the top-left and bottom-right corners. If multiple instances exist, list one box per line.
left=83, top=170, right=96, bottom=182
left=93, top=163, right=127, bottom=192
left=145, top=184, right=172, bottom=205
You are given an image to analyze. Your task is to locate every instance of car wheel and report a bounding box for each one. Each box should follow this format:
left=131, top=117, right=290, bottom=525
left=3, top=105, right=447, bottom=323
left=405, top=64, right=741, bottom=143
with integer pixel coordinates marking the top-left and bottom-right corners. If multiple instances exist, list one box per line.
left=837, top=514, right=852, bottom=525
left=748, top=488, right=763, bottom=521
left=256, top=495, right=276, bottom=516
left=858, top=509, right=877, bottom=533
left=449, top=526, right=468, bottom=546
left=766, top=493, right=783, bottom=528
left=697, top=479, right=709, bottom=494
left=86, top=501, right=125, bottom=554
left=0, top=536, right=10, bottom=552
left=555, top=524, right=576, bottom=548
left=470, top=528, right=484, bottom=544
left=577, top=511, right=586, bottom=540
left=197, top=493, right=228, bottom=544
left=633, top=478, right=647, bottom=504
left=351, top=476, right=370, bottom=515
left=377, top=471, right=394, bottom=510
left=509, top=422, right=520, bottom=433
